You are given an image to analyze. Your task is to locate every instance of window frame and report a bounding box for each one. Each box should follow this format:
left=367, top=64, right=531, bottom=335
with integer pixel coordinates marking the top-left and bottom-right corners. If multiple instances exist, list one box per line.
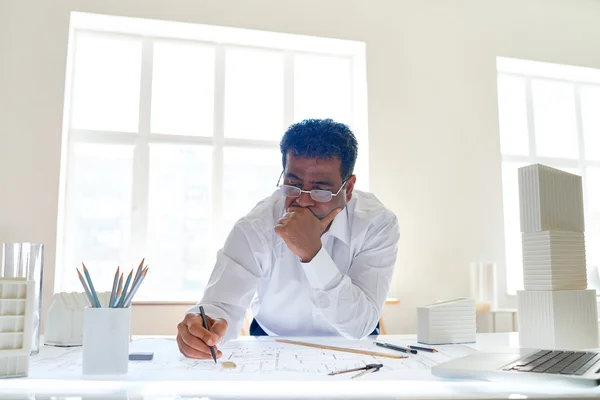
left=55, top=14, right=368, bottom=304
left=497, top=66, right=600, bottom=308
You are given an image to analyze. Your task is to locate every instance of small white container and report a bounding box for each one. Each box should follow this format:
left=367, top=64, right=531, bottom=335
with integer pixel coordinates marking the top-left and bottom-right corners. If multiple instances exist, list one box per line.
left=44, top=291, right=111, bottom=346
left=82, top=307, right=130, bottom=376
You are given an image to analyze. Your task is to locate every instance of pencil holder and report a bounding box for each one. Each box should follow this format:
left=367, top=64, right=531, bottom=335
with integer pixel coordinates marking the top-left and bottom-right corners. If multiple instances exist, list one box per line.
left=82, top=307, right=130, bottom=375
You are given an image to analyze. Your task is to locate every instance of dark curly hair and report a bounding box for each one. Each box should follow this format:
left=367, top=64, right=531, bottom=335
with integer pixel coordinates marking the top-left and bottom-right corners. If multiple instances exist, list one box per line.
left=280, top=119, right=358, bottom=181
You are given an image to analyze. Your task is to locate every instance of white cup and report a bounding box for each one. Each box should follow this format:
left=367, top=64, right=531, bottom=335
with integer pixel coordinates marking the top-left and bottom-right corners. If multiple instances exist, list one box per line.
left=82, top=307, right=131, bottom=375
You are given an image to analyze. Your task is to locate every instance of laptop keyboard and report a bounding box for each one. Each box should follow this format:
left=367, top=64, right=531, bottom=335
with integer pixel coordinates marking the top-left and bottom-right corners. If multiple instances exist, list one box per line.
left=502, top=350, right=600, bottom=376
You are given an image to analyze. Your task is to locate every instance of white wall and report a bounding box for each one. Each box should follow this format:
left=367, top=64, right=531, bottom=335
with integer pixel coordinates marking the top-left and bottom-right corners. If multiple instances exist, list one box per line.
left=2, top=0, right=600, bottom=335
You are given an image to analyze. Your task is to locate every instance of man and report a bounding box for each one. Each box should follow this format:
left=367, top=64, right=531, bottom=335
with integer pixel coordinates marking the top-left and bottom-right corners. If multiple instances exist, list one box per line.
left=177, top=119, right=399, bottom=360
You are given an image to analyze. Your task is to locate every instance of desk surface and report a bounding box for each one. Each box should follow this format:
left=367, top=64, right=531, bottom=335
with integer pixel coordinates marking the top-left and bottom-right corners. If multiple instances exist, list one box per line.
left=1, top=333, right=599, bottom=400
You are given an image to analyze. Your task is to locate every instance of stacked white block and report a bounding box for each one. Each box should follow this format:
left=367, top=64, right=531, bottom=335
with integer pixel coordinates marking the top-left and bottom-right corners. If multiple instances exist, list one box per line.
left=0, top=278, right=34, bottom=378
left=417, top=298, right=476, bottom=345
left=518, top=164, right=585, bottom=233
left=517, top=290, right=598, bottom=349
left=517, top=164, right=598, bottom=349
left=522, top=231, right=587, bottom=291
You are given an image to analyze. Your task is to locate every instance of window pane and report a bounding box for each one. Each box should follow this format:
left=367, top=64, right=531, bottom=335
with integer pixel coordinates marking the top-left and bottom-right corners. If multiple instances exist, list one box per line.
left=294, top=54, right=352, bottom=126
left=61, top=144, right=133, bottom=293
left=71, top=34, right=142, bottom=132
left=221, top=147, right=281, bottom=243
left=581, top=85, right=600, bottom=161
left=501, top=162, right=528, bottom=295
left=142, top=144, right=213, bottom=301
left=497, top=75, right=529, bottom=155
left=585, top=167, right=600, bottom=272
left=224, top=48, right=284, bottom=141
left=531, top=79, right=578, bottom=159
left=151, top=42, right=215, bottom=136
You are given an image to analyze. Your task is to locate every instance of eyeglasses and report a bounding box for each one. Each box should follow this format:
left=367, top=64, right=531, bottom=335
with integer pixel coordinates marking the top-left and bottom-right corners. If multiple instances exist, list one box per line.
left=276, top=171, right=347, bottom=203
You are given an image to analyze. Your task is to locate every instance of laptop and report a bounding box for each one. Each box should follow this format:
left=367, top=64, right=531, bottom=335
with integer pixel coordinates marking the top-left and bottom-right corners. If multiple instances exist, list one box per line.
left=432, top=348, right=600, bottom=387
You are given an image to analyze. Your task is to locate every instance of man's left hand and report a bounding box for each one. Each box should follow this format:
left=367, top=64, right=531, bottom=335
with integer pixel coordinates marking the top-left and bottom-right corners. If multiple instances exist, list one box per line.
left=274, top=206, right=342, bottom=262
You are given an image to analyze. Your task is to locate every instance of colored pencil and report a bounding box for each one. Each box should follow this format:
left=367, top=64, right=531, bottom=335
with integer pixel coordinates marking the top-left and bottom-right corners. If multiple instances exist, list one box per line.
left=108, top=266, right=120, bottom=308
left=116, top=270, right=133, bottom=308
left=112, top=273, right=123, bottom=307
left=76, top=268, right=95, bottom=307
left=123, top=266, right=148, bottom=307
left=82, top=263, right=101, bottom=308
left=132, top=258, right=145, bottom=288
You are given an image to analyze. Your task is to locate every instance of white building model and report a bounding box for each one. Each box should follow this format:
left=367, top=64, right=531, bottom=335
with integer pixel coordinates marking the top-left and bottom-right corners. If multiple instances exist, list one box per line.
left=517, top=164, right=599, bottom=349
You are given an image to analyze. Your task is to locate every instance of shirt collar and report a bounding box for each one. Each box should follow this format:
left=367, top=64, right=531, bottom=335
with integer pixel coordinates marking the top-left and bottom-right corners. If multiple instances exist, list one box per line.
left=324, top=206, right=350, bottom=246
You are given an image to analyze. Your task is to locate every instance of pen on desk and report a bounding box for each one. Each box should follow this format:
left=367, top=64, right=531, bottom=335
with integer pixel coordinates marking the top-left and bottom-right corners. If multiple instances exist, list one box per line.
left=374, top=342, right=418, bottom=354
left=199, top=305, right=217, bottom=363
left=409, top=345, right=438, bottom=353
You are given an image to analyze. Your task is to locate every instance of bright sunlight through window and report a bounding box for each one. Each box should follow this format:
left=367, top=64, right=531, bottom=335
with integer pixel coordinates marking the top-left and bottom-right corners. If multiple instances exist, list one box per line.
left=496, top=57, right=600, bottom=295
left=56, top=12, right=368, bottom=302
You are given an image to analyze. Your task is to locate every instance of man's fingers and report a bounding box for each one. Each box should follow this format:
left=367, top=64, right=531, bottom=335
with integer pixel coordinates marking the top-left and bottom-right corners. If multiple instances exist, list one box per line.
left=177, top=335, right=210, bottom=359
left=179, top=326, right=212, bottom=356
left=177, top=335, right=222, bottom=359
left=187, top=317, right=219, bottom=345
left=320, top=207, right=343, bottom=230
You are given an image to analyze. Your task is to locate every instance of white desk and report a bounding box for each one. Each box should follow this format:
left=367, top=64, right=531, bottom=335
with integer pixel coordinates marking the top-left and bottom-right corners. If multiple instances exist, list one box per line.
left=1, top=333, right=599, bottom=399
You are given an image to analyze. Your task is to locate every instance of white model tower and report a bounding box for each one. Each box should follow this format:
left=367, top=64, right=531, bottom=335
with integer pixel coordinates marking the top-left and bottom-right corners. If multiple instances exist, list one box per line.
left=517, top=164, right=599, bottom=349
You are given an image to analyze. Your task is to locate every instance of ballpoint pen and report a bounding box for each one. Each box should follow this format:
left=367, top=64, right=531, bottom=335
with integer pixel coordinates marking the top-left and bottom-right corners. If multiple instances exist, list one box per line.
left=374, top=341, right=418, bottom=354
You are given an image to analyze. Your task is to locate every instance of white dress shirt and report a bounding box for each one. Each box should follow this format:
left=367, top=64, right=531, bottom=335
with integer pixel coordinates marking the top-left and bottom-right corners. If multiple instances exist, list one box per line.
left=188, top=189, right=400, bottom=343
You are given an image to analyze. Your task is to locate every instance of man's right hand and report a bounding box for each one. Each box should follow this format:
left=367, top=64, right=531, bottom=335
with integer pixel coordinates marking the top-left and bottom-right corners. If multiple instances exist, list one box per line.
left=176, top=313, right=228, bottom=359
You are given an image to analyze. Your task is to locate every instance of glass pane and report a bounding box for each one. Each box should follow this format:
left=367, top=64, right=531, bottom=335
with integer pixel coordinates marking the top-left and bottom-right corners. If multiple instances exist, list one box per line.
left=531, top=79, right=578, bottom=159
left=221, top=147, right=282, bottom=244
left=496, top=75, right=529, bottom=155
left=143, top=144, right=213, bottom=300
left=294, top=54, right=352, bottom=126
left=585, top=167, right=600, bottom=272
left=581, top=85, right=600, bottom=161
left=62, top=144, right=133, bottom=293
left=224, top=48, right=284, bottom=141
left=71, top=34, right=142, bottom=132
left=502, top=162, right=528, bottom=295
left=151, top=41, right=215, bottom=136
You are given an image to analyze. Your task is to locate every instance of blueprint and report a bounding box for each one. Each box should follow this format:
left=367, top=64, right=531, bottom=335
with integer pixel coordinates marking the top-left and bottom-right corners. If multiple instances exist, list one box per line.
left=28, top=337, right=477, bottom=381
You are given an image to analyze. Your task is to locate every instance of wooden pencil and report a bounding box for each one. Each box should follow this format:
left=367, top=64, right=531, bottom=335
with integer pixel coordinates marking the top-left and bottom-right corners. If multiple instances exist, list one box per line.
left=108, top=266, right=120, bottom=308
left=82, top=263, right=101, bottom=308
left=275, top=339, right=408, bottom=359
left=76, top=268, right=95, bottom=307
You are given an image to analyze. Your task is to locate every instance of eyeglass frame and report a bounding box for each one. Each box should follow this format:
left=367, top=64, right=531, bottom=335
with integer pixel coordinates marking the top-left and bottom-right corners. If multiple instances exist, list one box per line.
left=276, top=171, right=347, bottom=203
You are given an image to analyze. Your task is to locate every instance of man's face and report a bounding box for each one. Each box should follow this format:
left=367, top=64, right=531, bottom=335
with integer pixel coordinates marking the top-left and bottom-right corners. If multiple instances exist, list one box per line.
left=282, top=152, right=356, bottom=219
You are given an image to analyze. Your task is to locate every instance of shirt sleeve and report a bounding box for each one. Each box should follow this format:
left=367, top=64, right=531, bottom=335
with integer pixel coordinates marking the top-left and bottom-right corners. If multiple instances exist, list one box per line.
left=301, top=214, right=400, bottom=339
left=186, top=220, right=265, bottom=344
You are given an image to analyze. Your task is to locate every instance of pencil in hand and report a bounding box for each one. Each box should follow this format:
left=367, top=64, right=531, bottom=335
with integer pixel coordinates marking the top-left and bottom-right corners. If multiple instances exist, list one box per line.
left=199, top=305, right=217, bottom=363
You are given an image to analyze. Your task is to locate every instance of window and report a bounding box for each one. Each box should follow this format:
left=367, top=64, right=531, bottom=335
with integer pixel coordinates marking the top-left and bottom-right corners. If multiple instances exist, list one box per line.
left=56, top=13, right=368, bottom=302
left=496, top=57, right=600, bottom=295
